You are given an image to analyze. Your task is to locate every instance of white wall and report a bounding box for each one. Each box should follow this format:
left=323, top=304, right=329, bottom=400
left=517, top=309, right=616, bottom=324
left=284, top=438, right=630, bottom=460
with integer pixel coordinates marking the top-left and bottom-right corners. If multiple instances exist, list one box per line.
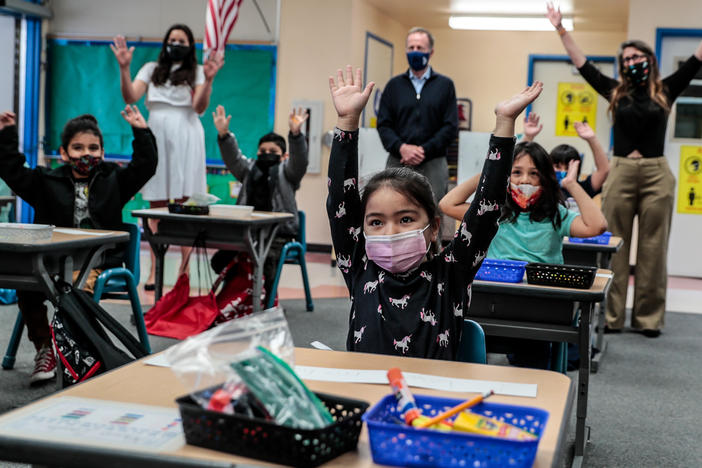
left=48, top=0, right=278, bottom=42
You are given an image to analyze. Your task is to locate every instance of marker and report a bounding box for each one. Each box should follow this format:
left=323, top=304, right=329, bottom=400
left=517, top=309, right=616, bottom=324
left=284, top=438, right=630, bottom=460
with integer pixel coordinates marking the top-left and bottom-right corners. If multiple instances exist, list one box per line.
left=414, top=390, right=494, bottom=429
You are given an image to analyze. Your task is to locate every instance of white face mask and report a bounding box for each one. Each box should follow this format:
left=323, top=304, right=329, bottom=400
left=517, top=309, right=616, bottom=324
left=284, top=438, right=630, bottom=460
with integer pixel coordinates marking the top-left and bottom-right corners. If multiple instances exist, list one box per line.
left=364, top=225, right=431, bottom=273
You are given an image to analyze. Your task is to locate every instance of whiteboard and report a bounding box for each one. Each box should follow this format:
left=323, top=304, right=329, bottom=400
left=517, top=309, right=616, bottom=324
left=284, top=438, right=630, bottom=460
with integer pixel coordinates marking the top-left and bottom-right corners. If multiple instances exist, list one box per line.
left=457, top=131, right=492, bottom=184
left=362, top=33, right=393, bottom=128
left=0, top=16, right=15, bottom=113
left=358, top=128, right=389, bottom=191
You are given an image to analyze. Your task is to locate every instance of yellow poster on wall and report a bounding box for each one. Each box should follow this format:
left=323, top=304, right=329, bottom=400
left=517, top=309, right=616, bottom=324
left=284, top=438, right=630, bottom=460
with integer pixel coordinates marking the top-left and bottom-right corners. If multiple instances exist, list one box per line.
left=555, top=82, right=598, bottom=136
left=678, top=146, right=702, bottom=214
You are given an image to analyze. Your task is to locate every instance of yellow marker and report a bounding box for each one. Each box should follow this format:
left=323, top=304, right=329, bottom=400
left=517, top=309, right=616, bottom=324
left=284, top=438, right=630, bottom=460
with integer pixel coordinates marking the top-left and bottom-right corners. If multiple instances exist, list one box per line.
left=453, top=411, right=537, bottom=441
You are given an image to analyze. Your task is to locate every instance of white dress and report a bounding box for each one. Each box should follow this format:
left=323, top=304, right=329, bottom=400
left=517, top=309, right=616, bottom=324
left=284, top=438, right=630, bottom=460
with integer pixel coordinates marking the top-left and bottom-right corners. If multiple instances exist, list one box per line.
left=135, top=62, right=207, bottom=201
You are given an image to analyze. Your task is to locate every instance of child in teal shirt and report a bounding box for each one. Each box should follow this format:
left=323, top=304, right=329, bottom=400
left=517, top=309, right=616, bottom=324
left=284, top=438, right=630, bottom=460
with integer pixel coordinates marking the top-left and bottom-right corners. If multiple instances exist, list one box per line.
left=440, top=140, right=607, bottom=368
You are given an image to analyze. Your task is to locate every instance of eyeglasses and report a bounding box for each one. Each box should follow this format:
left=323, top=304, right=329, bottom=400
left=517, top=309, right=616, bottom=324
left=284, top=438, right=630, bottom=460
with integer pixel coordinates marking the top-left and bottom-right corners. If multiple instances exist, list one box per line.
left=622, top=54, right=646, bottom=65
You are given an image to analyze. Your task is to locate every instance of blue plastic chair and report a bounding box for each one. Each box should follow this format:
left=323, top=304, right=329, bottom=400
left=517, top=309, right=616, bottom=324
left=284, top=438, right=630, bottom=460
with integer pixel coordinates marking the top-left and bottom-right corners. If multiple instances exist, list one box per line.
left=92, top=223, right=151, bottom=353
left=456, top=319, right=487, bottom=364
left=265, top=211, right=314, bottom=312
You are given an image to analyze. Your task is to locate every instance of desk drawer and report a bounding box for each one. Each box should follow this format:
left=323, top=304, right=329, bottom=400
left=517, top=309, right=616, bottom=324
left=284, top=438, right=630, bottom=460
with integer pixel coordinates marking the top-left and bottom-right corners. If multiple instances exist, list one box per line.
left=467, top=292, right=575, bottom=325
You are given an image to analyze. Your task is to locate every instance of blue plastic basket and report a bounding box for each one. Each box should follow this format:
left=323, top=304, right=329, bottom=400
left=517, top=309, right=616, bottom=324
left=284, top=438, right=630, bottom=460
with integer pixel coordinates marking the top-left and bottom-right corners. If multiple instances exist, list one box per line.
left=474, top=259, right=528, bottom=283
left=568, top=231, right=612, bottom=245
left=363, top=394, right=548, bottom=468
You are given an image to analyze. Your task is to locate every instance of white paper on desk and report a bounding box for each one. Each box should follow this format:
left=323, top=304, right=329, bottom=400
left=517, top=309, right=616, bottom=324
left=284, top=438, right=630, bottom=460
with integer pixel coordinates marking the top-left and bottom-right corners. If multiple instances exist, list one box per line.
left=250, top=212, right=275, bottom=218
left=54, top=228, right=114, bottom=236
left=144, top=353, right=171, bottom=367
left=0, top=396, right=184, bottom=451
left=596, top=272, right=613, bottom=279
left=295, top=366, right=537, bottom=398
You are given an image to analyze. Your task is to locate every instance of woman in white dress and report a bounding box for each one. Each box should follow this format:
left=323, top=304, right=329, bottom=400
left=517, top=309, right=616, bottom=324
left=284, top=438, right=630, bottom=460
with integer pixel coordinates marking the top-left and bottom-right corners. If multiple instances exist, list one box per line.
left=111, top=24, right=223, bottom=288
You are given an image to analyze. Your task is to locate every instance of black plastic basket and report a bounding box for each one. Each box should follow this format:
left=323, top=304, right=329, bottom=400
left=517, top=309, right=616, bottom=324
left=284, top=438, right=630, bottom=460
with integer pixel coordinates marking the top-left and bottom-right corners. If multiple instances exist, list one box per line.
left=525, top=263, right=597, bottom=289
left=167, top=203, right=209, bottom=215
left=176, top=391, right=369, bottom=467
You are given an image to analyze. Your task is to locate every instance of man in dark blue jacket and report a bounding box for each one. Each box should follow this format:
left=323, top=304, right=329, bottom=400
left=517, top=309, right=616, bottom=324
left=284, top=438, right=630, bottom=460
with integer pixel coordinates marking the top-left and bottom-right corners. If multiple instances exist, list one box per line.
left=377, top=27, right=458, bottom=202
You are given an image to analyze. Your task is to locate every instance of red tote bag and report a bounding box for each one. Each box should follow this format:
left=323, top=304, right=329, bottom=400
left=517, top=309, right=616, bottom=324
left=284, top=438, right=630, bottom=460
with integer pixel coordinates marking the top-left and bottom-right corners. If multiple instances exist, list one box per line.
left=144, top=273, right=220, bottom=340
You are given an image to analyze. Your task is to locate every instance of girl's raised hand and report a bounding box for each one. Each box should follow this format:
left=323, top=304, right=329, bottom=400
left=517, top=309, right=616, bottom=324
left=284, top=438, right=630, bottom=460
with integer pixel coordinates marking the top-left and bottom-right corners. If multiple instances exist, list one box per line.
left=523, top=112, right=543, bottom=140
left=204, top=51, right=224, bottom=81
left=328, top=65, right=374, bottom=129
left=0, top=111, right=16, bottom=130
left=546, top=2, right=563, bottom=29
left=495, top=81, right=543, bottom=120
left=121, top=105, right=147, bottom=128
left=574, top=121, right=595, bottom=140
left=212, top=105, right=231, bottom=136
left=562, top=158, right=580, bottom=187
left=289, top=107, right=309, bottom=135
left=110, top=35, right=134, bottom=68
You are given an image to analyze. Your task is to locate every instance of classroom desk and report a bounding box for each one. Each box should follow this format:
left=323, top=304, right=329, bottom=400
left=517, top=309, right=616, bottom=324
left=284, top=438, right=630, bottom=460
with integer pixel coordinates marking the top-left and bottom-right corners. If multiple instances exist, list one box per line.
left=468, top=270, right=612, bottom=468
left=0, top=348, right=573, bottom=468
left=132, top=208, right=293, bottom=311
left=562, top=236, right=623, bottom=372
left=0, top=228, right=129, bottom=303
left=0, top=228, right=129, bottom=370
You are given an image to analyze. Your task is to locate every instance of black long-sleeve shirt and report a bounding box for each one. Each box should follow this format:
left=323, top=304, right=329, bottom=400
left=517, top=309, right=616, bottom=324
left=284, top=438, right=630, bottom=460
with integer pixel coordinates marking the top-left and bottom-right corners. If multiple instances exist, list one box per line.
left=376, top=71, right=458, bottom=161
left=326, top=128, right=514, bottom=360
left=578, top=55, right=702, bottom=157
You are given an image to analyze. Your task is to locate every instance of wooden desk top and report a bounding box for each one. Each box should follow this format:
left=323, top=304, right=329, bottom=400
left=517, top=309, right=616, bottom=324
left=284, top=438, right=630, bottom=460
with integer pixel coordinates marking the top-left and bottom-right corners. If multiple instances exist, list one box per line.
left=473, top=268, right=613, bottom=302
left=132, top=208, right=293, bottom=225
left=562, top=236, right=623, bottom=252
left=0, top=348, right=573, bottom=468
left=0, top=228, right=129, bottom=252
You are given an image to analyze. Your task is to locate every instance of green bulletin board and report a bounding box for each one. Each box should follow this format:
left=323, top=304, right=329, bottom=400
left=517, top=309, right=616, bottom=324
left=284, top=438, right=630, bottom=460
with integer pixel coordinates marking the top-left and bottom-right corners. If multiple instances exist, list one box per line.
left=45, top=39, right=276, bottom=221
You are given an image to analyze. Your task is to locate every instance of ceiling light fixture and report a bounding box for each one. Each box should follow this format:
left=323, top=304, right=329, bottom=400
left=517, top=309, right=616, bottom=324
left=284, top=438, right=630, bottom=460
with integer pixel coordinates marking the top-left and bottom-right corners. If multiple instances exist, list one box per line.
left=448, top=16, right=573, bottom=31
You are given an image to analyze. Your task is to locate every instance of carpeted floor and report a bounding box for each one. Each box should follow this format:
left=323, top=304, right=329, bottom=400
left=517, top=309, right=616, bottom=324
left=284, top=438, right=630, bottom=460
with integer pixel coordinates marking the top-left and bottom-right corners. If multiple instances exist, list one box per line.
left=1, top=298, right=701, bottom=467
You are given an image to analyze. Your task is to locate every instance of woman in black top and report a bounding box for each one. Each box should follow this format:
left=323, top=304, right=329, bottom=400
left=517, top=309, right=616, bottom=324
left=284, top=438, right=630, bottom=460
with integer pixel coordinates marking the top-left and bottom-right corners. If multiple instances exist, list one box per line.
left=547, top=3, right=702, bottom=336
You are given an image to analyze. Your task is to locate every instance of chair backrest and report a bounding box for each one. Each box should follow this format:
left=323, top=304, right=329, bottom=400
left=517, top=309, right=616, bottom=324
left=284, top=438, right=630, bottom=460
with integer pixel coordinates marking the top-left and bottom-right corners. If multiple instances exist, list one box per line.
left=122, top=223, right=141, bottom=279
left=456, top=319, right=487, bottom=364
left=297, top=210, right=306, bottom=248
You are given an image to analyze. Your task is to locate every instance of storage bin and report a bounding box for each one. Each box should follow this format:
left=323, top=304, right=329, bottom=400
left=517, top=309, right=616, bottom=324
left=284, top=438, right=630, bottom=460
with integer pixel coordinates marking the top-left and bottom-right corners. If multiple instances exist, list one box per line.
left=0, top=223, right=54, bottom=242
left=167, top=203, right=209, bottom=215
left=568, top=231, right=612, bottom=245
left=363, top=394, right=548, bottom=468
left=176, top=391, right=368, bottom=467
left=474, top=259, right=527, bottom=283
left=525, top=263, right=597, bottom=289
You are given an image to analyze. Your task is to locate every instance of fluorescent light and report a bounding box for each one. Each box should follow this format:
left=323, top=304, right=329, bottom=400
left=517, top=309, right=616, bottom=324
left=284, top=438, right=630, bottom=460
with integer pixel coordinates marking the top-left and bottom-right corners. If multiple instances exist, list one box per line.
left=449, top=16, right=573, bottom=31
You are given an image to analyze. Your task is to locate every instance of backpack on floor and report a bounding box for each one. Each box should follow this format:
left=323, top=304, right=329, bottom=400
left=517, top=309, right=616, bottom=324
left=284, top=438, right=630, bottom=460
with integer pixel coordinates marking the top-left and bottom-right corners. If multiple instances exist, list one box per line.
left=51, top=281, right=148, bottom=387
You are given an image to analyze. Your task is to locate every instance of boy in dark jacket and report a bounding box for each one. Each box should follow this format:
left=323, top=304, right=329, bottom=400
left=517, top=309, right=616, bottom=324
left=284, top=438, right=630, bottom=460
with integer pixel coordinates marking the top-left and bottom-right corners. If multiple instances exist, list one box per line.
left=0, top=105, right=157, bottom=384
left=210, top=105, right=309, bottom=307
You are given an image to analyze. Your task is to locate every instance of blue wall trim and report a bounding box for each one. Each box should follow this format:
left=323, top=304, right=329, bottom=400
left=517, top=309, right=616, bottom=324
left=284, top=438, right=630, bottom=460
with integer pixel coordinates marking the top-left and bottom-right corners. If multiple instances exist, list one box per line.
left=21, top=15, right=41, bottom=223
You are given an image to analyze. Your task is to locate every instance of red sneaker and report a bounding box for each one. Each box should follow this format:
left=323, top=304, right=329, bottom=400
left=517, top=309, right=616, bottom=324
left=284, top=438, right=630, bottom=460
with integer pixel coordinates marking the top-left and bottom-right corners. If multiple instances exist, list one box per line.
left=30, top=345, right=57, bottom=385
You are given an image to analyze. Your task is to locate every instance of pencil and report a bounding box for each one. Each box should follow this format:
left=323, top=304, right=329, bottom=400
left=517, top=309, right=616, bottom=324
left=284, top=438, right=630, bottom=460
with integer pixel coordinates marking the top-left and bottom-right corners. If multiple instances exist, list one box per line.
left=414, top=390, right=494, bottom=429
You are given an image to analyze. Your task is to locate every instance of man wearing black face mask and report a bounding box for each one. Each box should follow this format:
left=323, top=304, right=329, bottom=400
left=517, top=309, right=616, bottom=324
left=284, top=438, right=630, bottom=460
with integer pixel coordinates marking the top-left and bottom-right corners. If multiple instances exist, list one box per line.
left=377, top=27, right=458, bottom=203
left=210, top=105, right=309, bottom=307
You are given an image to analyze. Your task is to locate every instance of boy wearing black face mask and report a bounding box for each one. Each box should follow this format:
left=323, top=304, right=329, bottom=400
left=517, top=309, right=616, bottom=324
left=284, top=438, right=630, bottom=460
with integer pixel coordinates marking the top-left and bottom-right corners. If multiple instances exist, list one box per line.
left=210, top=105, right=309, bottom=307
left=0, top=106, right=157, bottom=384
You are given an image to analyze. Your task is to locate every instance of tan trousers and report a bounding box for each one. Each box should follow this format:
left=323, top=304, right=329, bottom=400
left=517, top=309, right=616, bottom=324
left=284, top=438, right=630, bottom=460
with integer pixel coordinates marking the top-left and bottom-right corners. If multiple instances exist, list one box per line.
left=601, top=157, right=675, bottom=330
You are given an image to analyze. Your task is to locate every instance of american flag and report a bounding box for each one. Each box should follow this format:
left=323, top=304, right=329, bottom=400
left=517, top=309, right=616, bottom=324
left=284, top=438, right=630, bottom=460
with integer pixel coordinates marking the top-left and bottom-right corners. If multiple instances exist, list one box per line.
left=205, top=0, right=244, bottom=55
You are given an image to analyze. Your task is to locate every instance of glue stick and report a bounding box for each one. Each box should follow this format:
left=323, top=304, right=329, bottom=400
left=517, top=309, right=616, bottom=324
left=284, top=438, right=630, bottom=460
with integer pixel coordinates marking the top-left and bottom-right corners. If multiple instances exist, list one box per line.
left=386, top=368, right=452, bottom=430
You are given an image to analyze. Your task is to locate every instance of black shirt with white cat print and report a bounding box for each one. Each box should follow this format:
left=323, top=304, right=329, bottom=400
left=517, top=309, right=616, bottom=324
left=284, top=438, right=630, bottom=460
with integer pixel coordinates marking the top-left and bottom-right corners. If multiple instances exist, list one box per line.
left=326, top=129, right=514, bottom=360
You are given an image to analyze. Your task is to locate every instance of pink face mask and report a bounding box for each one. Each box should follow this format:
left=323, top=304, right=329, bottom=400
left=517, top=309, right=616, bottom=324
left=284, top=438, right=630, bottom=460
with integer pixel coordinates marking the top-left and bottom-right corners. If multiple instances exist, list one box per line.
left=364, top=225, right=431, bottom=274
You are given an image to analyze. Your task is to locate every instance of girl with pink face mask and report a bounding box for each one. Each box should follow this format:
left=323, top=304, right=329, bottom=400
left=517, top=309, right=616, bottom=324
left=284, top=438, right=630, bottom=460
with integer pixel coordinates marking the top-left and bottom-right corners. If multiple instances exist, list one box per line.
left=327, top=65, right=543, bottom=360
left=440, top=141, right=607, bottom=265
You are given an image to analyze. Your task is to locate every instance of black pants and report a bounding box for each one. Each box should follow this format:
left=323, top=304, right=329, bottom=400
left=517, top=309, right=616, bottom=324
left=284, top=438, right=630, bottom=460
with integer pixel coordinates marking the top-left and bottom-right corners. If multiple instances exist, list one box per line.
left=210, top=235, right=292, bottom=307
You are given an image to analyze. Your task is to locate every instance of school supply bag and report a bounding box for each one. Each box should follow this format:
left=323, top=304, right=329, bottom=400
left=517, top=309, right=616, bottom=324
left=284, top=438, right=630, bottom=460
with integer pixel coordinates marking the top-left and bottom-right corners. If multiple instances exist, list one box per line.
left=213, top=253, right=267, bottom=326
left=51, top=281, right=148, bottom=387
